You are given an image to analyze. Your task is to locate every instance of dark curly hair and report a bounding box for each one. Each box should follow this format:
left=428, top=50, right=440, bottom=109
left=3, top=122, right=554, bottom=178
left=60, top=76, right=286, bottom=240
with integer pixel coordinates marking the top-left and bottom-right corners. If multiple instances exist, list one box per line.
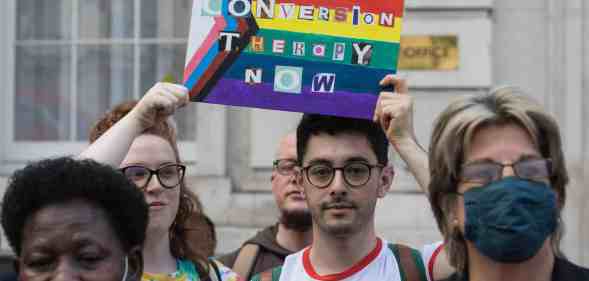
left=296, top=114, right=389, bottom=165
left=89, top=100, right=211, bottom=276
left=1, top=157, right=149, bottom=255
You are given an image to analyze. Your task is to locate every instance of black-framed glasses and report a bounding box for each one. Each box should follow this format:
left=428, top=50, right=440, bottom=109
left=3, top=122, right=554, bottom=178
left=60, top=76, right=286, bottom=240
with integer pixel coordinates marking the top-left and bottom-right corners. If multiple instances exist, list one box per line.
left=273, top=159, right=298, bottom=176
left=120, top=163, right=186, bottom=189
left=460, top=158, right=552, bottom=185
left=302, top=162, right=384, bottom=189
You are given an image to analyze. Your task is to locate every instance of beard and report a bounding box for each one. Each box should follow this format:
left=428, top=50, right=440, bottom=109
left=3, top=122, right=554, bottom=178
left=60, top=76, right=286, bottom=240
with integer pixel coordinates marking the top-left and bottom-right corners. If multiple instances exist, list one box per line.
left=316, top=196, right=361, bottom=237
left=279, top=208, right=312, bottom=232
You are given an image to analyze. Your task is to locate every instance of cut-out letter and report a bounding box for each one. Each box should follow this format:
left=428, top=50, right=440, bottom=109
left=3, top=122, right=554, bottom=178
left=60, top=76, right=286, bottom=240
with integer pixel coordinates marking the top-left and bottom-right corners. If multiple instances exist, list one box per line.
left=352, top=43, right=372, bottom=65
left=228, top=0, right=251, bottom=17
left=293, top=42, right=306, bottom=56
left=219, top=32, right=241, bottom=52
left=312, top=73, right=336, bottom=93
left=333, top=43, right=345, bottom=61
left=274, top=66, right=303, bottom=94
left=250, top=36, right=264, bottom=52
left=256, top=0, right=275, bottom=18
left=299, top=5, right=315, bottom=20
left=245, top=68, right=263, bottom=84
left=272, top=39, right=285, bottom=54
left=318, top=7, right=330, bottom=21
left=313, top=44, right=326, bottom=57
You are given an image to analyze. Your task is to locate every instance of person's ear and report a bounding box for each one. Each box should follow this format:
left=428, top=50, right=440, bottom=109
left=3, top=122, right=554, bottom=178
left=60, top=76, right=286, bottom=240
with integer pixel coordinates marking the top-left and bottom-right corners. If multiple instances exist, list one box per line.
left=377, top=165, right=394, bottom=198
left=126, top=246, right=143, bottom=281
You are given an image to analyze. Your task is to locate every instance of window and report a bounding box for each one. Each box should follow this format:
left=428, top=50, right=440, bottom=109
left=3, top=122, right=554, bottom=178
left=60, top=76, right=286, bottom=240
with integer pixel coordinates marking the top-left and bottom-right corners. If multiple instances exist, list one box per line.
left=3, top=0, right=203, bottom=167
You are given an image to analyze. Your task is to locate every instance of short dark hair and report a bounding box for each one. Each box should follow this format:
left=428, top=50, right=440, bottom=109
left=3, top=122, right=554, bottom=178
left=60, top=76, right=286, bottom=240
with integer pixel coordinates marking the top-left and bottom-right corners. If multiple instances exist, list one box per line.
left=1, top=157, right=149, bottom=255
left=296, top=114, right=389, bottom=165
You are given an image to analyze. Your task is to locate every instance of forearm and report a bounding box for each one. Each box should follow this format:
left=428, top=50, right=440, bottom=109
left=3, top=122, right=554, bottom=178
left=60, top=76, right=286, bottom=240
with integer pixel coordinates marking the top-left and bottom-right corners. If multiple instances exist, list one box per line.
left=392, top=138, right=430, bottom=194
left=78, top=114, right=144, bottom=167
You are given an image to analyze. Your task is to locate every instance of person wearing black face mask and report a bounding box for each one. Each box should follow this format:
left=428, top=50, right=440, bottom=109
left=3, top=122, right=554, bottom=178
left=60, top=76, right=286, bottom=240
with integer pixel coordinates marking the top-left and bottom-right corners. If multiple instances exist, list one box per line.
left=426, top=87, right=589, bottom=281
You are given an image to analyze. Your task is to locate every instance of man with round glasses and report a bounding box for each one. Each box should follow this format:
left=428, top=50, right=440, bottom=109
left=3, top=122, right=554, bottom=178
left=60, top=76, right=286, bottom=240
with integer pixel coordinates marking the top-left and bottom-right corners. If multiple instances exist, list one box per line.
left=219, top=133, right=313, bottom=280
left=251, top=76, right=450, bottom=281
left=253, top=113, right=435, bottom=281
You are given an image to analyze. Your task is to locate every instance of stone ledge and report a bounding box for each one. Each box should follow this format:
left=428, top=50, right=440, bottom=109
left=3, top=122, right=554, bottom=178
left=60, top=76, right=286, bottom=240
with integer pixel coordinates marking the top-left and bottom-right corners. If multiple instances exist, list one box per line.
left=406, top=0, right=493, bottom=10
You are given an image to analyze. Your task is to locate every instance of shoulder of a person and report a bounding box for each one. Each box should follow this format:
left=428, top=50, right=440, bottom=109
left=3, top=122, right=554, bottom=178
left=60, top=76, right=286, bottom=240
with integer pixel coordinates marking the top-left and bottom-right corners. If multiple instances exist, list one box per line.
left=216, top=249, right=240, bottom=268
left=250, top=266, right=283, bottom=281
left=554, top=257, right=589, bottom=279
left=209, top=259, right=243, bottom=281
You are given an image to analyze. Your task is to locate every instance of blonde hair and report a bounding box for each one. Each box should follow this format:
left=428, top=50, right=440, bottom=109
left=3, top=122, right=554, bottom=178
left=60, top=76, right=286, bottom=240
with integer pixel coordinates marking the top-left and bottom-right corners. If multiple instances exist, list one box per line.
left=428, top=87, right=568, bottom=274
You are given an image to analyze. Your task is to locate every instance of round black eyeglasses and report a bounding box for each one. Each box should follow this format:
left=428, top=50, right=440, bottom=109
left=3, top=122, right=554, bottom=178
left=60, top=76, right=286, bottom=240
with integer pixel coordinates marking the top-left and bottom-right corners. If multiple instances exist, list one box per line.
left=301, top=162, right=383, bottom=189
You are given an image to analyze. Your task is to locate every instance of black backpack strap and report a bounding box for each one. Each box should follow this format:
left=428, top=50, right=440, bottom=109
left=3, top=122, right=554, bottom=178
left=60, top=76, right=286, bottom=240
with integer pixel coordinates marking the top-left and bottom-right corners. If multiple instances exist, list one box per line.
left=208, top=259, right=223, bottom=281
left=389, top=244, right=428, bottom=281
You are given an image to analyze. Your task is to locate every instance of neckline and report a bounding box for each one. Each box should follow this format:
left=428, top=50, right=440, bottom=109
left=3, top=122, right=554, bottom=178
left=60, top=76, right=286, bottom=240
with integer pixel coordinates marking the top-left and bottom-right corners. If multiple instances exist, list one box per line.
left=302, top=238, right=383, bottom=281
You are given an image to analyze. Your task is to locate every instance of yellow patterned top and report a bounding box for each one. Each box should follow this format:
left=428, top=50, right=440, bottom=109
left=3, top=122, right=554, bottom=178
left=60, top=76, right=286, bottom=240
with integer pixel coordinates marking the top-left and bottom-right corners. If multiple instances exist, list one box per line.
left=142, top=259, right=242, bottom=281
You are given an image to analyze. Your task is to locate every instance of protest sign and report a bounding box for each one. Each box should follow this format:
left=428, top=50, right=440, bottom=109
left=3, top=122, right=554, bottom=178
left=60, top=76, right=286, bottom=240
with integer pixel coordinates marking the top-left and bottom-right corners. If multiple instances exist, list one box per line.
left=184, top=0, right=404, bottom=119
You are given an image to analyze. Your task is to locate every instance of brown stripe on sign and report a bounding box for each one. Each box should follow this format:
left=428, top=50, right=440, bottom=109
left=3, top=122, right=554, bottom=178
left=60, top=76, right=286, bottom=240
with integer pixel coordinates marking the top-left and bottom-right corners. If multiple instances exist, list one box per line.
left=198, top=16, right=259, bottom=99
left=192, top=16, right=260, bottom=101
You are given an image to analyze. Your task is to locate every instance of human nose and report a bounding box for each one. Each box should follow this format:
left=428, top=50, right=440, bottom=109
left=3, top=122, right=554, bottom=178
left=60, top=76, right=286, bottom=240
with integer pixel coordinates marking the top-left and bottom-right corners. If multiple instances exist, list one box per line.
left=501, top=163, right=516, bottom=178
left=288, top=171, right=298, bottom=183
left=52, top=260, right=80, bottom=281
left=145, top=174, right=163, bottom=193
left=328, top=169, right=348, bottom=195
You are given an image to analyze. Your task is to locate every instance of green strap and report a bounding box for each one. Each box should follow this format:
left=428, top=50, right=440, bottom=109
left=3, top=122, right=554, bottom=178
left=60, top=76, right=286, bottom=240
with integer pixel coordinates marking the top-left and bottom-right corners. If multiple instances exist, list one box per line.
left=388, top=244, right=428, bottom=281
left=250, top=273, right=261, bottom=281
left=251, top=266, right=282, bottom=281
left=271, top=266, right=283, bottom=281
left=389, top=245, right=407, bottom=281
left=409, top=249, right=428, bottom=281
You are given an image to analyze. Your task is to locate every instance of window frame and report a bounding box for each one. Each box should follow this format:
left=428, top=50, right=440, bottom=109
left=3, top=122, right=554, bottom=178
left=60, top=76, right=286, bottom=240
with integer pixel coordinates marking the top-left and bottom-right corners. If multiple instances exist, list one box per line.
left=0, top=0, right=226, bottom=177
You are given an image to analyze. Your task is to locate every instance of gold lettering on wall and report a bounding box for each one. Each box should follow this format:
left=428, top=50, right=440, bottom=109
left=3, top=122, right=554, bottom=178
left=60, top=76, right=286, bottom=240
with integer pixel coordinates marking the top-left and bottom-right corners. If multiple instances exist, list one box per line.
left=398, top=35, right=459, bottom=71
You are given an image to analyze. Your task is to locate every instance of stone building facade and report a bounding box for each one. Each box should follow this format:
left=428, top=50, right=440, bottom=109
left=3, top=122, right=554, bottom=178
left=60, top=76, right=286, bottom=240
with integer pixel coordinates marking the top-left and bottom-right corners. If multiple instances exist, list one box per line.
left=0, top=0, right=587, bottom=266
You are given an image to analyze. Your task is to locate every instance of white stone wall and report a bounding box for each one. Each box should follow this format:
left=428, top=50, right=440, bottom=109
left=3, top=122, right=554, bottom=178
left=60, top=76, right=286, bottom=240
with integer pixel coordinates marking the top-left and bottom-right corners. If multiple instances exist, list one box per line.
left=0, top=0, right=587, bottom=269
left=0, top=177, right=9, bottom=254
left=493, top=0, right=589, bottom=265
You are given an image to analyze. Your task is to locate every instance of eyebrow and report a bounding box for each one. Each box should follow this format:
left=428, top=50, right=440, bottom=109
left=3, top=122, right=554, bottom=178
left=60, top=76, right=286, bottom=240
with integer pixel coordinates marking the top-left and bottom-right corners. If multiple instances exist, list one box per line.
left=345, top=157, right=371, bottom=164
left=305, top=157, right=371, bottom=166
left=464, top=154, right=543, bottom=165
left=122, top=161, right=176, bottom=168
left=305, top=159, right=332, bottom=166
left=275, top=158, right=297, bottom=162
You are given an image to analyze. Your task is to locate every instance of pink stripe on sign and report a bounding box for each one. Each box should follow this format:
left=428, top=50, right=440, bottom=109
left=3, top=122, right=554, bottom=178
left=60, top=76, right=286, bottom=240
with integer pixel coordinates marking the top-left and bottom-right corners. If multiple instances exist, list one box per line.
left=183, top=16, right=227, bottom=83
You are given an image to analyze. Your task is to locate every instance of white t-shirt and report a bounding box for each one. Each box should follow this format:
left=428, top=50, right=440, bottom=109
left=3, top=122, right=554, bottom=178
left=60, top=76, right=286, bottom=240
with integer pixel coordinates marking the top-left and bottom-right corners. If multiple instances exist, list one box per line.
left=276, top=238, right=443, bottom=281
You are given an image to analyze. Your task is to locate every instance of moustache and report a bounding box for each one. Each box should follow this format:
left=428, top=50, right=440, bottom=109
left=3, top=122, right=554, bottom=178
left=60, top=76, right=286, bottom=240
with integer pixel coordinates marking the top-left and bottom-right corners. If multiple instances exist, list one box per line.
left=322, top=201, right=356, bottom=210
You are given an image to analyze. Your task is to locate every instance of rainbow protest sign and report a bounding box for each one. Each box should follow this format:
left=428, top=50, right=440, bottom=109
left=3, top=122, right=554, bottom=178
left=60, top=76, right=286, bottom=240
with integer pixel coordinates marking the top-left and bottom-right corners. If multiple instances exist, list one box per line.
left=184, top=0, right=404, bottom=119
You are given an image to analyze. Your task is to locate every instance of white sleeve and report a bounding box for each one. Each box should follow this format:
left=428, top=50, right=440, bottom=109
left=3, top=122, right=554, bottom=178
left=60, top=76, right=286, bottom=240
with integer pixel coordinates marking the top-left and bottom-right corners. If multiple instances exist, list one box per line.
left=421, top=241, right=444, bottom=281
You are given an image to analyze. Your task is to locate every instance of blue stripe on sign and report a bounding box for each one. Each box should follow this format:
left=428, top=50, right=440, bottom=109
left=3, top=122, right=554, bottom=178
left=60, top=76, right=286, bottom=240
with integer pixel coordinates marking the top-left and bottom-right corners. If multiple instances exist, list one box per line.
left=223, top=53, right=394, bottom=94
left=185, top=42, right=221, bottom=89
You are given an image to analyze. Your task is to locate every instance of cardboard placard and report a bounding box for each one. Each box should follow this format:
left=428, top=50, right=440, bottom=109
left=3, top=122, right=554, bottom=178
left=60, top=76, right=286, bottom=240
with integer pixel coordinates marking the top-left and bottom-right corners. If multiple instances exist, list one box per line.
left=184, top=0, right=405, bottom=119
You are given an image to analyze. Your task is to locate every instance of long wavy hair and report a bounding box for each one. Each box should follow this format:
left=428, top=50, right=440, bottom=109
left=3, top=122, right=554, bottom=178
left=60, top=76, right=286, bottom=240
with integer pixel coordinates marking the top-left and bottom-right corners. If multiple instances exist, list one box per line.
left=89, top=101, right=211, bottom=278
